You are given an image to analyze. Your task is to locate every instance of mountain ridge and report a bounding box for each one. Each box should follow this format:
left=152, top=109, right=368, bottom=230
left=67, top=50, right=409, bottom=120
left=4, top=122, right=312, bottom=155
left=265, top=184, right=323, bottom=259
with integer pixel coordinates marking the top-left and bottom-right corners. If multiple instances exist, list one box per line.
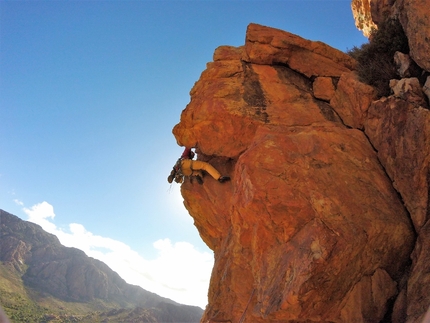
left=0, top=209, right=203, bottom=322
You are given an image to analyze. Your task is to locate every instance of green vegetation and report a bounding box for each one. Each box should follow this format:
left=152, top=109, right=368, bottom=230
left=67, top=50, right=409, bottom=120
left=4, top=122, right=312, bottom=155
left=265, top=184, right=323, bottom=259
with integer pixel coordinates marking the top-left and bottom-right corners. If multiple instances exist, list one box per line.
left=1, top=291, right=46, bottom=322
left=0, top=263, right=44, bottom=322
left=0, top=262, right=195, bottom=323
left=0, top=263, right=109, bottom=322
left=348, top=18, right=409, bottom=97
left=1, top=286, right=121, bottom=323
left=0, top=213, right=202, bottom=322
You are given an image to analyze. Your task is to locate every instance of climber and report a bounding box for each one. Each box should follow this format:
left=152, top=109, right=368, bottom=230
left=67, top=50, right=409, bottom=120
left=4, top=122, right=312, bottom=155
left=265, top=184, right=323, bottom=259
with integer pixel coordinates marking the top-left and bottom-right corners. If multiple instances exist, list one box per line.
left=167, top=147, right=230, bottom=184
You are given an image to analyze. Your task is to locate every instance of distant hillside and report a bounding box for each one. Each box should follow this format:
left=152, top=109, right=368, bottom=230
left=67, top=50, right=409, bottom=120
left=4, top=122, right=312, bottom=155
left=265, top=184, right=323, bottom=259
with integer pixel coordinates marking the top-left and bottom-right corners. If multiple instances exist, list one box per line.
left=0, top=209, right=203, bottom=322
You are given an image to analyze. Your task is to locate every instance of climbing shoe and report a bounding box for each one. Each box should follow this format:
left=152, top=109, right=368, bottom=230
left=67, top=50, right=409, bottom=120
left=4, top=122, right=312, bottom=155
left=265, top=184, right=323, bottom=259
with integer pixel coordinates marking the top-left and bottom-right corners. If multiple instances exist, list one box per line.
left=168, top=175, right=174, bottom=183
left=218, top=176, right=230, bottom=183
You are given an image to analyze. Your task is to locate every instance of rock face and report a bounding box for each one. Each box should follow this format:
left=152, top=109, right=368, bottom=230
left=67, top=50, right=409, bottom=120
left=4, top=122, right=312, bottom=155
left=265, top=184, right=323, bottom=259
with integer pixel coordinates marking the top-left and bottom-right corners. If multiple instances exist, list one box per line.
left=172, top=23, right=430, bottom=322
left=351, top=0, right=378, bottom=37
left=351, top=2, right=430, bottom=321
left=364, top=97, right=430, bottom=323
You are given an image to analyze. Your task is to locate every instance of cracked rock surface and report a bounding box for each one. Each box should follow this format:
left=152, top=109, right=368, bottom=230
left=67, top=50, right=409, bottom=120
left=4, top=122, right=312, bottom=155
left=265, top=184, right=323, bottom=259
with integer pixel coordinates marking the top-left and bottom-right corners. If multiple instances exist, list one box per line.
left=173, top=23, right=428, bottom=322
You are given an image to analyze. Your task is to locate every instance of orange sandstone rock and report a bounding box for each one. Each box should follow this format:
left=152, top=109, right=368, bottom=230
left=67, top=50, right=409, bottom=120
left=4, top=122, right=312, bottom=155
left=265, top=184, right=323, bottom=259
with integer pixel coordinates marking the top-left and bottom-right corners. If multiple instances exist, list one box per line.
left=313, top=77, right=335, bottom=102
left=397, top=0, right=430, bottom=72
left=351, top=0, right=378, bottom=37
left=330, top=72, right=376, bottom=129
left=364, top=97, right=430, bottom=231
left=243, top=24, right=357, bottom=77
left=173, top=24, right=416, bottom=322
left=364, top=96, right=430, bottom=323
left=350, top=3, right=430, bottom=319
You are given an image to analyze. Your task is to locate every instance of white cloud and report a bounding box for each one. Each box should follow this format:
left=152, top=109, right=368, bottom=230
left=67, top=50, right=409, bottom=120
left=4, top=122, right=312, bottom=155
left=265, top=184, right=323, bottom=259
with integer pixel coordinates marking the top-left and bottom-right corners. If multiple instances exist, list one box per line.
left=23, top=201, right=57, bottom=233
left=21, top=201, right=213, bottom=309
left=13, top=199, right=24, bottom=206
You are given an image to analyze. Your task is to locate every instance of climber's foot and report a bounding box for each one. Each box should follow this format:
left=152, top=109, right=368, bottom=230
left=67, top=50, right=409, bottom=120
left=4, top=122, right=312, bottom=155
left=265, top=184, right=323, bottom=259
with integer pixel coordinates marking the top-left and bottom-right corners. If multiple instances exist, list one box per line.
left=218, top=176, right=230, bottom=183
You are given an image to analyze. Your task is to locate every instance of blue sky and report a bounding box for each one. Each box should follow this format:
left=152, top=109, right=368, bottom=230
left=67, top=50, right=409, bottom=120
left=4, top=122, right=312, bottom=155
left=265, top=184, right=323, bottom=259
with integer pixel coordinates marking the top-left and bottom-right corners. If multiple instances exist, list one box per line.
left=0, top=0, right=367, bottom=309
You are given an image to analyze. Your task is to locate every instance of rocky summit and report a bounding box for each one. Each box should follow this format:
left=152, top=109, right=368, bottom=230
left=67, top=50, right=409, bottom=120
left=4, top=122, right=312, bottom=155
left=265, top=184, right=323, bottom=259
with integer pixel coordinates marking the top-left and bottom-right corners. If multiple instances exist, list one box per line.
left=172, top=8, right=430, bottom=323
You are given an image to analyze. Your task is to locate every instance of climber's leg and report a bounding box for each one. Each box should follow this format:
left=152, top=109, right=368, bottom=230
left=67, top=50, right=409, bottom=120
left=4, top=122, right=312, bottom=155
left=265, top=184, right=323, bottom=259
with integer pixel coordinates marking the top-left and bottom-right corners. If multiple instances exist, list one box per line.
left=191, top=160, right=221, bottom=180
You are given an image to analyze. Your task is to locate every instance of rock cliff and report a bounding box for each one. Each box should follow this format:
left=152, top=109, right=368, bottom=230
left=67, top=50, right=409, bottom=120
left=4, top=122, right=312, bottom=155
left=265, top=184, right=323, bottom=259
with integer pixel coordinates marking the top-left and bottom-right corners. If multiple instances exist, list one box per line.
left=172, top=21, right=429, bottom=322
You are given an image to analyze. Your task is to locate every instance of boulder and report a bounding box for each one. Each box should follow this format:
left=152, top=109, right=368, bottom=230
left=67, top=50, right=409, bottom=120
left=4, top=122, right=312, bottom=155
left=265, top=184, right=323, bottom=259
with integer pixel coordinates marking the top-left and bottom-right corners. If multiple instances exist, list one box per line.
left=313, top=77, right=336, bottom=101
left=389, top=77, right=427, bottom=107
left=330, top=71, right=376, bottom=129
left=397, top=0, right=430, bottom=72
left=394, top=51, right=421, bottom=78
left=243, top=23, right=356, bottom=77
left=364, top=96, right=430, bottom=322
left=364, top=96, right=430, bottom=231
